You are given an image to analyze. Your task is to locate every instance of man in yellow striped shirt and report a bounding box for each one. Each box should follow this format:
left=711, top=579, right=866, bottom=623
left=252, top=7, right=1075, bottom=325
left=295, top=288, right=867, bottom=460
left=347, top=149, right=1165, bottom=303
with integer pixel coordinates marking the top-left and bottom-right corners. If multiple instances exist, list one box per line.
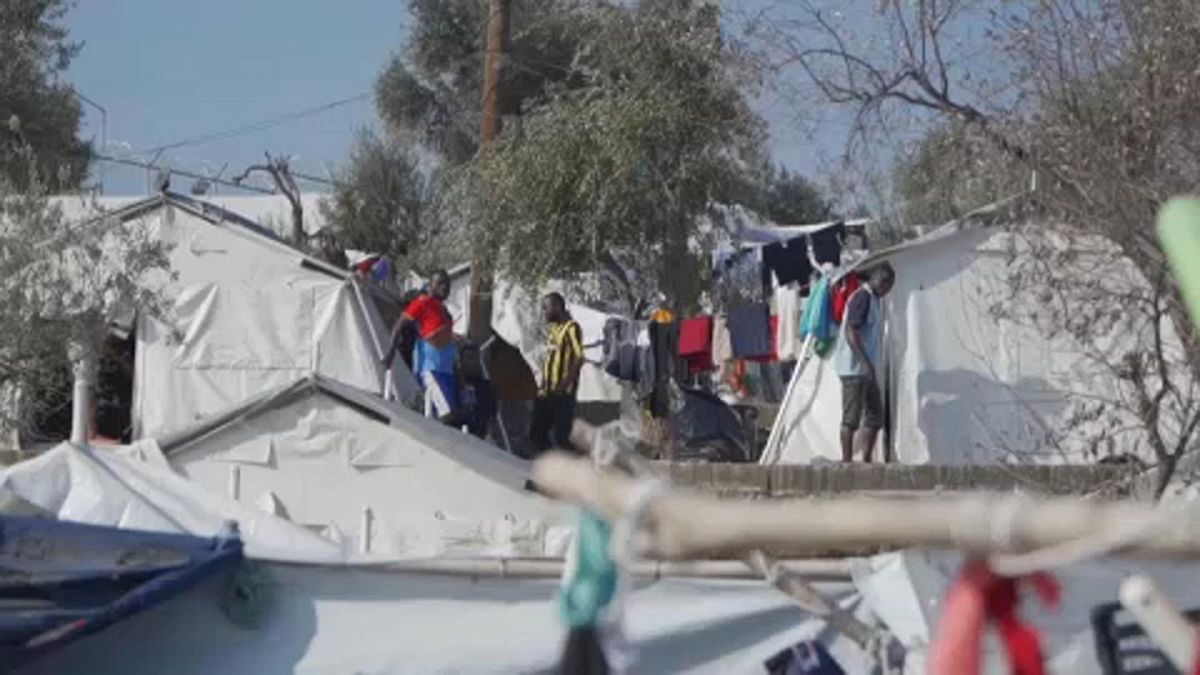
left=530, top=292, right=584, bottom=456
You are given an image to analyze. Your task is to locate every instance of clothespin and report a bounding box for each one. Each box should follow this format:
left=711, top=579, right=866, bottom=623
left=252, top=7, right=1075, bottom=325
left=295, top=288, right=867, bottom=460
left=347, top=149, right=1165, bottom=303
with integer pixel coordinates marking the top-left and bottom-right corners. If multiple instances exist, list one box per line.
left=1119, top=575, right=1199, bottom=672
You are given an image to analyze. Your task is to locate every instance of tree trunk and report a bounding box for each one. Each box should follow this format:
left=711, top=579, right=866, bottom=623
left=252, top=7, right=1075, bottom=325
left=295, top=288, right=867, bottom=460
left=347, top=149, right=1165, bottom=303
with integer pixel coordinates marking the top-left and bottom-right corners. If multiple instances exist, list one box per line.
left=467, top=0, right=512, bottom=345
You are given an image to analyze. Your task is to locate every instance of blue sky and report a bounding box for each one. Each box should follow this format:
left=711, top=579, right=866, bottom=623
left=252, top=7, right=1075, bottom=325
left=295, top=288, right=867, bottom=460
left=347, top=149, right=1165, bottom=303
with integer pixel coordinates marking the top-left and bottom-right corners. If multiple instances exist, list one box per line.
left=67, top=1, right=843, bottom=196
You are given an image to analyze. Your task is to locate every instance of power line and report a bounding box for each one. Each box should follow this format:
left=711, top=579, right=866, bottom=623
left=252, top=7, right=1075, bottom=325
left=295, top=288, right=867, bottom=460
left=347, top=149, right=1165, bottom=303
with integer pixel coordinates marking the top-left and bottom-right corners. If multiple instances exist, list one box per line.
left=93, top=154, right=276, bottom=195
left=132, top=93, right=371, bottom=156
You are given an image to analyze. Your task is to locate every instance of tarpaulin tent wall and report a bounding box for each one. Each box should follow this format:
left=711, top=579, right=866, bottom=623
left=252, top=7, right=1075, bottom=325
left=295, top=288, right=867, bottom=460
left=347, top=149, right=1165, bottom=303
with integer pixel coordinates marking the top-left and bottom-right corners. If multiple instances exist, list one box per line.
left=59, top=193, right=421, bottom=439
left=441, top=266, right=624, bottom=404
left=0, top=442, right=878, bottom=674
left=761, top=199, right=1172, bottom=466
left=158, top=375, right=570, bottom=558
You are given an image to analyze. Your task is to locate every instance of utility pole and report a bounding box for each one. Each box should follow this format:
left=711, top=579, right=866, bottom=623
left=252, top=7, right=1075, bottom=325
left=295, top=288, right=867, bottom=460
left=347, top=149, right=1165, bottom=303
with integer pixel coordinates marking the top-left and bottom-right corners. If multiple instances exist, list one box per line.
left=467, top=0, right=513, bottom=344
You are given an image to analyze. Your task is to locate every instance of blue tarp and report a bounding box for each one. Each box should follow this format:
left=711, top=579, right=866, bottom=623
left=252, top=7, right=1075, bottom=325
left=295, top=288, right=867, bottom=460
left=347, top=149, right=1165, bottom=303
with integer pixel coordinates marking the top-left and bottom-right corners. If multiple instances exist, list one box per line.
left=0, top=516, right=242, bottom=672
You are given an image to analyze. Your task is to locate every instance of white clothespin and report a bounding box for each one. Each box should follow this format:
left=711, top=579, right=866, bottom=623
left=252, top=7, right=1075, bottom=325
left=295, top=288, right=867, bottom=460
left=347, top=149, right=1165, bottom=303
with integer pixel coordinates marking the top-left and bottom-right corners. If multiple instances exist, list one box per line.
left=1120, top=575, right=1197, bottom=671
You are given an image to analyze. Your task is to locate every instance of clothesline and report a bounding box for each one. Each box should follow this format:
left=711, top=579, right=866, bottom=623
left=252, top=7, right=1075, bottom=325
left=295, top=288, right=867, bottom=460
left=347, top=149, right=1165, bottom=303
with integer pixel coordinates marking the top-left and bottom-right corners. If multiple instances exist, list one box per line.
left=531, top=452, right=1200, bottom=562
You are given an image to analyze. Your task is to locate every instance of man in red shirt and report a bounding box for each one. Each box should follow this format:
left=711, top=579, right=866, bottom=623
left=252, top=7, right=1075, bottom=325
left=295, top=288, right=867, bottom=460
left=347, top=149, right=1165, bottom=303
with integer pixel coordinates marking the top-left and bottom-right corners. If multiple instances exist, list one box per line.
left=384, top=270, right=457, bottom=414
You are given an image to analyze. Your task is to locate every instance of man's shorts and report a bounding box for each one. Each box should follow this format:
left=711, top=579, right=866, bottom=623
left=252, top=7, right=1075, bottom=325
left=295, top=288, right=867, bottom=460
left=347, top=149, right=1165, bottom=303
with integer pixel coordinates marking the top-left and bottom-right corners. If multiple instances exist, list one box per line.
left=841, top=376, right=883, bottom=431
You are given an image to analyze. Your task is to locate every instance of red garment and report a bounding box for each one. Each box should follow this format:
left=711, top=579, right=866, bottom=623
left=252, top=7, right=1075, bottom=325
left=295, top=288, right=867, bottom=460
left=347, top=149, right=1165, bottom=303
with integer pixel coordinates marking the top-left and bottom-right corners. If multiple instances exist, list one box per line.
left=678, top=316, right=715, bottom=373
left=929, top=560, right=1060, bottom=675
left=404, top=294, right=453, bottom=348
left=832, top=273, right=861, bottom=324
left=748, top=316, right=779, bottom=363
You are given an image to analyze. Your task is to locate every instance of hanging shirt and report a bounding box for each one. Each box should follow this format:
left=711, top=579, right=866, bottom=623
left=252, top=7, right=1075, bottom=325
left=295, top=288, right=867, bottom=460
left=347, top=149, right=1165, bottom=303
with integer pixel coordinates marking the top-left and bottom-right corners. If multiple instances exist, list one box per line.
left=810, top=223, right=845, bottom=266
left=800, top=277, right=837, bottom=344
left=833, top=285, right=881, bottom=378
left=762, top=237, right=814, bottom=288
left=541, top=319, right=584, bottom=396
left=775, top=285, right=803, bottom=361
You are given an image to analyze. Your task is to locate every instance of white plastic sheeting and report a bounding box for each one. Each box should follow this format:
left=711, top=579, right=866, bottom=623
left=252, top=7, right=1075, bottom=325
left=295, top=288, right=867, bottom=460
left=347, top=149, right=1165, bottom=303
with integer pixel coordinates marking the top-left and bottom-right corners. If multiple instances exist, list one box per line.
left=165, top=377, right=571, bottom=558
left=0, top=443, right=344, bottom=563
left=126, top=199, right=419, bottom=439
left=445, top=272, right=623, bottom=403
left=763, top=221, right=1157, bottom=465
left=17, top=567, right=864, bottom=675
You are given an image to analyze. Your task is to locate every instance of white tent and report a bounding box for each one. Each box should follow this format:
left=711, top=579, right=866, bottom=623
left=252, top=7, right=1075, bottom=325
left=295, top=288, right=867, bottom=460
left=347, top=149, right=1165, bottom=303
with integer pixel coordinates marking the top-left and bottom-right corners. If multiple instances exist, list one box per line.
left=158, top=375, right=570, bottom=558
left=762, top=200, right=1170, bottom=466
left=1, top=442, right=876, bottom=674
left=61, top=193, right=421, bottom=439
left=441, top=266, right=623, bottom=403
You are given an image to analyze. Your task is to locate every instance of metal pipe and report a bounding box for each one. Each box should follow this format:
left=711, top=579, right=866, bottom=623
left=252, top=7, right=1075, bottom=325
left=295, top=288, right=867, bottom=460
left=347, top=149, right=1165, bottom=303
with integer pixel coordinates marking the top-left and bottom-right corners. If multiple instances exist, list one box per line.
left=69, top=350, right=94, bottom=446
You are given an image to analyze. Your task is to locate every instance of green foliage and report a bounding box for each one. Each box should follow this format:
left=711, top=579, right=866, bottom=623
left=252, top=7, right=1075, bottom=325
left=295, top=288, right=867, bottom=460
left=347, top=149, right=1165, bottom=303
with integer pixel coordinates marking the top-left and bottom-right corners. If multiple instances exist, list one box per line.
left=0, top=0, right=90, bottom=189
left=891, top=123, right=1024, bottom=227
left=321, top=129, right=437, bottom=266
left=460, top=1, right=766, bottom=295
left=0, top=147, right=169, bottom=439
left=375, top=0, right=584, bottom=165
left=760, top=164, right=832, bottom=225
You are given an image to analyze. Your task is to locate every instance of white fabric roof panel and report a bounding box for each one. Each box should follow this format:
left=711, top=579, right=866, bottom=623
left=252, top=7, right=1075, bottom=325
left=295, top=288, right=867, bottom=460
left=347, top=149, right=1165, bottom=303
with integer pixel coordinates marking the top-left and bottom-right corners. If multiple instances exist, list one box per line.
left=763, top=220, right=1160, bottom=466
left=122, top=199, right=419, bottom=439
left=165, top=378, right=568, bottom=558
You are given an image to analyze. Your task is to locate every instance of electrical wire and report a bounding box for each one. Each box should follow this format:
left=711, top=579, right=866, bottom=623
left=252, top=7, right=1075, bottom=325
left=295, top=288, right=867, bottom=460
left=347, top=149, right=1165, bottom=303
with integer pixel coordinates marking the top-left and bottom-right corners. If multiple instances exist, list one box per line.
left=93, top=154, right=275, bottom=195
left=132, top=93, right=371, bottom=156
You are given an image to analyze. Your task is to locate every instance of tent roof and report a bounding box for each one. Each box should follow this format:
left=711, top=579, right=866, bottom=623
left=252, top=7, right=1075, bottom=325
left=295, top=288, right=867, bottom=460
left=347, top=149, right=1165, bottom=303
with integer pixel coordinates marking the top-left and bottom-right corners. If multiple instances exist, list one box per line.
left=53, top=192, right=349, bottom=281
left=157, top=374, right=534, bottom=491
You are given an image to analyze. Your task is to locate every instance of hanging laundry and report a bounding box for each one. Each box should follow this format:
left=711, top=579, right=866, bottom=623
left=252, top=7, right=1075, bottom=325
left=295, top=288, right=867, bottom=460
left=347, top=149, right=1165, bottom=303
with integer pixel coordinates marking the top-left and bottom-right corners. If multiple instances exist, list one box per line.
left=678, top=316, right=715, bottom=374
left=775, top=285, right=803, bottom=361
left=711, top=316, right=733, bottom=365
left=810, top=223, right=845, bottom=266
left=749, top=315, right=780, bottom=363
left=649, top=322, right=684, bottom=416
left=928, top=559, right=1061, bottom=675
left=762, top=236, right=814, bottom=288
left=728, top=303, right=772, bottom=359
left=831, top=273, right=861, bottom=325
left=764, top=640, right=845, bottom=675
left=800, top=277, right=837, bottom=356
left=602, top=319, right=641, bottom=383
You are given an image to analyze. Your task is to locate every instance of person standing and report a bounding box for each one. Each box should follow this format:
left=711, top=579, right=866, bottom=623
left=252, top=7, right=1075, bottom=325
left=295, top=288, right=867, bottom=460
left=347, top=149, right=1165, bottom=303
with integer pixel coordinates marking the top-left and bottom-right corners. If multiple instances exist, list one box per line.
left=384, top=269, right=458, bottom=416
left=530, top=292, right=584, bottom=456
left=834, top=263, right=895, bottom=463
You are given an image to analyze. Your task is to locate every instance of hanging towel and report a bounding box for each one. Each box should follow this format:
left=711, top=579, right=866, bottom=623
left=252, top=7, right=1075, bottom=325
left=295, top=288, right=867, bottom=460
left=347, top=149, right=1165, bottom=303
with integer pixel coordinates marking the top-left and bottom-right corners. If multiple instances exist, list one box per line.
left=678, top=316, right=715, bottom=373
left=728, top=303, right=772, bottom=359
left=711, top=316, right=733, bottom=364
left=831, top=273, right=861, bottom=325
left=800, top=277, right=837, bottom=346
left=749, top=316, right=780, bottom=363
left=775, top=285, right=803, bottom=361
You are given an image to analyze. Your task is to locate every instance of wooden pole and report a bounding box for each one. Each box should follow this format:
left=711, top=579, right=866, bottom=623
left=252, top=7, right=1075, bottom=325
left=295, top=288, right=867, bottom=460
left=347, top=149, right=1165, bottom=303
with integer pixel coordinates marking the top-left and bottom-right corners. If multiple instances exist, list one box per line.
left=467, top=0, right=512, bottom=345
left=532, top=452, right=1200, bottom=561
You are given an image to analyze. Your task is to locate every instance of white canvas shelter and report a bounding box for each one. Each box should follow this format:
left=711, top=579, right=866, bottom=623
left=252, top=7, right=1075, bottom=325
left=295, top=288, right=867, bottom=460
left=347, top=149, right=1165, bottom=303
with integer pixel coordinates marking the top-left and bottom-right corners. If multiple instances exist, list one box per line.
left=1, top=442, right=875, bottom=674
left=58, top=192, right=421, bottom=440
left=157, top=375, right=570, bottom=558
left=440, top=266, right=624, bottom=403
left=762, top=200, right=1168, bottom=466
left=9, top=441, right=1197, bottom=673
